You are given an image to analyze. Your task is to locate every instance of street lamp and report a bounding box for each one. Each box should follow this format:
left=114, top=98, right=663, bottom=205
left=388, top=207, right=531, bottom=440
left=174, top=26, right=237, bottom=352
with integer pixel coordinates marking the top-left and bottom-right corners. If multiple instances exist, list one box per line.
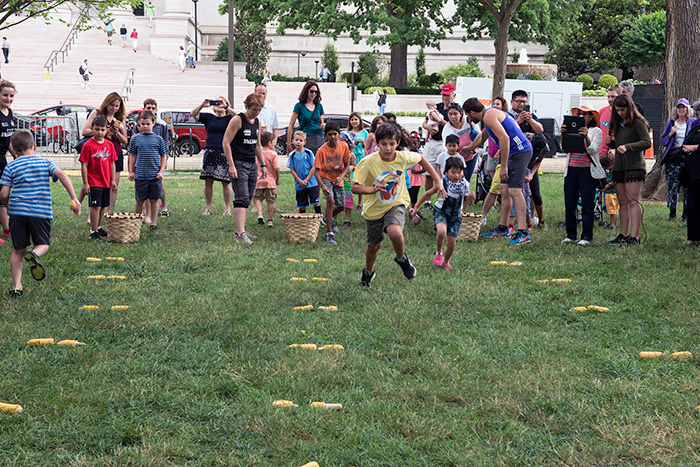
left=315, top=60, right=319, bottom=79
left=192, top=0, right=198, bottom=61
left=297, top=50, right=307, bottom=78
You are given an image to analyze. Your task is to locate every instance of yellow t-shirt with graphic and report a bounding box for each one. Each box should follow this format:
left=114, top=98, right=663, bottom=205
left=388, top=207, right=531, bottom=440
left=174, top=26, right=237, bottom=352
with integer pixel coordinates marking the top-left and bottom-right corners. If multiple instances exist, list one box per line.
left=353, top=150, right=421, bottom=221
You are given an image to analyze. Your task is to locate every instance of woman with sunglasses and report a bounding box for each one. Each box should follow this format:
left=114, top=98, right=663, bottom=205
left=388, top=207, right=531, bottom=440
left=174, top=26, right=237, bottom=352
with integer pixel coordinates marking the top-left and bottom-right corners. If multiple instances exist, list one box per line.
left=286, top=81, right=325, bottom=155
left=605, top=94, right=651, bottom=245
left=560, top=105, right=604, bottom=245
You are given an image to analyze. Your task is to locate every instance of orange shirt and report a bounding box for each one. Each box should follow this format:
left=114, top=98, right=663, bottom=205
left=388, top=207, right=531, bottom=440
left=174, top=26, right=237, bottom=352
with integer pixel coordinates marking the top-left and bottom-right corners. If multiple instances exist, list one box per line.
left=313, top=141, right=350, bottom=186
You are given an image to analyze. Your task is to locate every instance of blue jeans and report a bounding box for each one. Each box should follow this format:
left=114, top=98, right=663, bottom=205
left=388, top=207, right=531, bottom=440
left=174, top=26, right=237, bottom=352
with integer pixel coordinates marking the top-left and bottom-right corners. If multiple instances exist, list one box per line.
left=188, top=56, right=195, bottom=68
left=379, top=104, right=386, bottom=115
left=564, top=166, right=596, bottom=241
left=432, top=196, right=463, bottom=237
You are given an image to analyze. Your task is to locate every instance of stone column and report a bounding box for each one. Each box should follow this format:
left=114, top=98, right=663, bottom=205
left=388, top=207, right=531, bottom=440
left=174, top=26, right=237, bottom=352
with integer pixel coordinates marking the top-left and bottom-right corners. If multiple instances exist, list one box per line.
left=149, top=0, right=192, bottom=61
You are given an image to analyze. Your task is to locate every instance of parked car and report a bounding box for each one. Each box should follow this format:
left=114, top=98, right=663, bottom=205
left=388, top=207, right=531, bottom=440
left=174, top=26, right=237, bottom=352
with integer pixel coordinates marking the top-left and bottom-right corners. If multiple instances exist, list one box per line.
left=15, top=104, right=97, bottom=149
left=126, top=109, right=206, bottom=155
left=275, top=114, right=372, bottom=155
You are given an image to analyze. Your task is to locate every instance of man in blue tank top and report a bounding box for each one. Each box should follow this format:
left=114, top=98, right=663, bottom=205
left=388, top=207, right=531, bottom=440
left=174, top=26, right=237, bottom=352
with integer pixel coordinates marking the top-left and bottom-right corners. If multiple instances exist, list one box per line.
left=462, top=97, right=533, bottom=244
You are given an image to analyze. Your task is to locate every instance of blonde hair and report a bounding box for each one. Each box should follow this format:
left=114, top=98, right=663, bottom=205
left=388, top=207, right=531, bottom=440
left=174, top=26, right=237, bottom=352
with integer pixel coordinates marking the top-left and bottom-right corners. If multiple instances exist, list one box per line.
left=0, top=79, right=15, bottom=92
left=293, top=130, right=307, bottom=140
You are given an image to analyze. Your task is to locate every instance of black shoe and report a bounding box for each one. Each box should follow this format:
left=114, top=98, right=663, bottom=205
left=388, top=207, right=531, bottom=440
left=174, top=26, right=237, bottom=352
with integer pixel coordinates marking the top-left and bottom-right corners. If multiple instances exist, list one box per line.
left=257, top=216, right=264, bottom=225
left=394, top=253, right=416, bottom=279
left=536, top=220, right=548, bottom=230
left=9, top=289, right=23, bottom=298
left=89, top=231, right=101, bottom=240
left=150, top=225, right=158, bottom=232
left=623, top=236, right=640, bottom=246
left=97, top=227, right=108, bottom=237
left=23, top=251, right=46, bottom=281
left=608, top=233, right=627, bottom=245
left=360, top=268, right=376, bottom=287
left=161, top=210, right=170, bottom=217
left=669, top=209, right=676, bottom=221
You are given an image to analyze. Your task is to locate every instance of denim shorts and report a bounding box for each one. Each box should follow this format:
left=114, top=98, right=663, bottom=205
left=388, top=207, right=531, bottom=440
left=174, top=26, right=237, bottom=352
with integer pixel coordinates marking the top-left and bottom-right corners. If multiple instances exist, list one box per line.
left=432, top=196, right=462, bottom=237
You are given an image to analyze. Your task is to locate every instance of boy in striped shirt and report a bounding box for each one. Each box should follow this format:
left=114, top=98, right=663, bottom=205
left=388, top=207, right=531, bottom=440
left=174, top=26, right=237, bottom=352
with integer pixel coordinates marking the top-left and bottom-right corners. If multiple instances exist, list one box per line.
left=0, top=130, right=80, bottom=297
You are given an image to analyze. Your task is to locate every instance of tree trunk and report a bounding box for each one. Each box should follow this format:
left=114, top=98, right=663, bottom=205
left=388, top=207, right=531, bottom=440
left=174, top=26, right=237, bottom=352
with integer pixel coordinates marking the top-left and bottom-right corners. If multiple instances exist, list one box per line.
left=642, top=0, right=700, bottom=201
left=491, top=17, right=511, bottom=100
left=388, top=43, right=407, bottom=88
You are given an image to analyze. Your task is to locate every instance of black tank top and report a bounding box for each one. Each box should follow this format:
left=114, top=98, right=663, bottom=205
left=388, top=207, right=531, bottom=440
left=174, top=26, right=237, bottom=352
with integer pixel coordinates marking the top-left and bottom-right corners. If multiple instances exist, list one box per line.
left=0, top=108, right=15, bottom=157
left=230, top=112, right=258, bottom=162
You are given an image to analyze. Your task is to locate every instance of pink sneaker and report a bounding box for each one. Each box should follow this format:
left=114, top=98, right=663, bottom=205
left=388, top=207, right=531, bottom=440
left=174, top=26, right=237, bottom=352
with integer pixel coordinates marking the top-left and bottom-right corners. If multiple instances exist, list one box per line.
left=0, top=237, right=5, bottom=244
left=443, top=262, right=453, bottom=270
left=433, top=252, right=443, bottom=267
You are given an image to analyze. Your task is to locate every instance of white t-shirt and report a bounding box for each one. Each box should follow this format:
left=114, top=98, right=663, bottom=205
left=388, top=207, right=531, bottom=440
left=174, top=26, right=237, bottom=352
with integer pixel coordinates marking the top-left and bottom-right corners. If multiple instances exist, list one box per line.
left=258, top=103, right=280, bottom=134
left=436, top=150, right=461, bottom=173
left=674, top=122, right=687, bottom=149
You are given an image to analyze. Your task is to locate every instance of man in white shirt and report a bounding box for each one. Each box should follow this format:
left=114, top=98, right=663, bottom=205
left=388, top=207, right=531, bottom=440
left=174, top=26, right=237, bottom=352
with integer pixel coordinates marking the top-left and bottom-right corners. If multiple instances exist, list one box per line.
left=255, top=83, right=280, bottom=143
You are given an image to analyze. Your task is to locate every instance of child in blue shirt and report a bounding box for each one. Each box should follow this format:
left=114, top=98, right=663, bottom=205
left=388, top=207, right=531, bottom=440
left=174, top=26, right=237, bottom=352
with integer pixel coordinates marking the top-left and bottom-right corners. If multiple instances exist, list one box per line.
left=128, top=111, right=167, bottom=230
left=287, top=131, right=321, bottom=214
left=0, top=130, right=80, bottom=297
left=410, top=157, right=475, bottom=270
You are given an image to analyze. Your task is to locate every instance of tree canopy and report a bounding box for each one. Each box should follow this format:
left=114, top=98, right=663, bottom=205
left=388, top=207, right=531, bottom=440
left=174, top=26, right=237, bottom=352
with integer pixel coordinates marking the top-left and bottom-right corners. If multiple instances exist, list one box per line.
left=0, top=0, right=137, bottom=31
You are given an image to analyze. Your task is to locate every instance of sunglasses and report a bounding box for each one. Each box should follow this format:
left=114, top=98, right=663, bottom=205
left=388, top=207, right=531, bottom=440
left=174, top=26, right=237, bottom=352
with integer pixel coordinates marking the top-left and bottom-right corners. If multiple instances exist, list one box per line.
left=577, top=111, right=591, bottom=116
left=309, top=89, right=318, bottom=94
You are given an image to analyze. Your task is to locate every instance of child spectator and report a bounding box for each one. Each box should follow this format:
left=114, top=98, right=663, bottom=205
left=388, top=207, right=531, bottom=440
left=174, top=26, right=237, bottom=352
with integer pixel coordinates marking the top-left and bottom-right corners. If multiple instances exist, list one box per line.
left=364, top=115, right=387, bottom=157
left=411, top=157, right=474, bottom=270
left=254, top=131, right=280, bottom=227
left=288, top=131, right=321, bottom=214
left=600, top=151, right=619, bottom=228
left=140, top=98, right=170, bottom=218
left=79, top=116, right=117, bottom=240
left=128, top=111, right=167, bottom=230
left=314, top=121, right=352, bottom=245
left=340, top=111, right=367, bottom=226
left=352, top=122, right=445, bottom=286
left=0, top=130, right=80, bottom=297
left=436, top=134, right=461, bottom=175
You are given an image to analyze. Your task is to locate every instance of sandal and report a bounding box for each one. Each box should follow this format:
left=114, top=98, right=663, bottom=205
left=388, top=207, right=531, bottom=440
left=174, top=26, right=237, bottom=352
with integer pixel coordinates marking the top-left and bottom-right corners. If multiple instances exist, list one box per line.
left=24, top=251, right=46, bottom=281
left=222, top=210, right=231, bottom=216
left=203, top=209, right=212, bottom=215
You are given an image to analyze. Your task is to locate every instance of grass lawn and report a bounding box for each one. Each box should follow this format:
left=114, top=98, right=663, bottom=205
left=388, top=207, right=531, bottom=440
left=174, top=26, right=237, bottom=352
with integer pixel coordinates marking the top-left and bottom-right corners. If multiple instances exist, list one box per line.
left=1, top=172, right=699, bottom=466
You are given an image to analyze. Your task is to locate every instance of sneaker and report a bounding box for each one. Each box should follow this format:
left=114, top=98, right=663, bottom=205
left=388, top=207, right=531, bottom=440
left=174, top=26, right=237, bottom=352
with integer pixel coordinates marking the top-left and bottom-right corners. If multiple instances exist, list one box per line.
left=258, top=216, right=264, bottom=225
left=360, top=267, right=375, bottom=287
left=507, top=226, right=515, bottom=236
left=481, top=216, right=487, bottom=226
left=324, top=232, right=337, bottom=245
left=423, top=201, right=433, bottom=211
left=394, top=253, right=416, bottom=279
left=481, top=227, right=509, bottom=238
left=527, top=225, right=534, bottom=232
left=23, top=251, right=46, bottom=281
left=608, top=233, right=627, bottom=244
left=507, top=231, right=531, bottom=245
left=9, top=289, right=23, bottom=298
left=433, top=252, right=443, bottom=267
left=623, top=236, right=640, bottom=246
left=604, top=223, right=616, bottom=229
left=331, top=220, right=339, bottom=233
left=150, top=225, right=158, bottom=232
left=97, top=227, right=108, bottom=237
left=320, top=217, right=327, bottom=227
left=561, top=237, right=575, bottom=244
left=89, top=231, right=101, bottom=240
left=266, top=219, right=273, bottom=228
left=536, top=220, right=548, bottom=230
left=343, top=220, right=351, bottom=228
left=235, top=231, right=254, bottom=245
left=687, top=240, right=700, bottom=246
left=577, top=239, right=591, bottom=246
left=443, top=262, right=453, bottom=270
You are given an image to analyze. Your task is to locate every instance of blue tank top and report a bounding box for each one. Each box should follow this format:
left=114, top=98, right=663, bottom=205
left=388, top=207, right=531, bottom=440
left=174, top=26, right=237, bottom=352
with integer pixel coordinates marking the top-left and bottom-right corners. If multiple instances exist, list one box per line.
left=484, top=108, right=532, bottom=157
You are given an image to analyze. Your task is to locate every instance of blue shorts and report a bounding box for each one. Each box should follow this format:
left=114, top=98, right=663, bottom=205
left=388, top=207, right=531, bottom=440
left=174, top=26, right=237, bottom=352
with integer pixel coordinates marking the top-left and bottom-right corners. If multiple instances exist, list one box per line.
left=135, top=179, right=162, bottom=201
left=432, top=196, right=462, bottom=237
left=296, top=186, right=320, bottom=209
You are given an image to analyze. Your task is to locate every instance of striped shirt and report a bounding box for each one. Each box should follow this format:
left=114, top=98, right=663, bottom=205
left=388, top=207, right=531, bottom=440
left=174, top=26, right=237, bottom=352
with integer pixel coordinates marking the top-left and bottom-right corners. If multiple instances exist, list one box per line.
left=0, top=155, right=59, bottom=219
left=128, top=133, right=167, bottom=180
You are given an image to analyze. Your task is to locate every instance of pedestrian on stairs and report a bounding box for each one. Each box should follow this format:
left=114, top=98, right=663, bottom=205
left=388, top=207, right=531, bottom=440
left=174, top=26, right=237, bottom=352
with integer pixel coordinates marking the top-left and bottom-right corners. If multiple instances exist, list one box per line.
left=120, top=24, right=127, bottom=47
left=130, top=28, right=138, bottom=52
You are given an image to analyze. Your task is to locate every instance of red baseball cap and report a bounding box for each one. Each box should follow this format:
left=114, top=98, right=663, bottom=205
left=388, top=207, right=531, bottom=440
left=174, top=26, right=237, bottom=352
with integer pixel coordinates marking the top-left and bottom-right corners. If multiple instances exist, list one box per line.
left=441, top=83, right=456, bottom=95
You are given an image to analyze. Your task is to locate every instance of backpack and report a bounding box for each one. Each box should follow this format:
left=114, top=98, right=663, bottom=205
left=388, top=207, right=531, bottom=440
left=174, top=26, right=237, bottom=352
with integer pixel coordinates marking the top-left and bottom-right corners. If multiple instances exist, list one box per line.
left=79, top=66, right=84, bottom=75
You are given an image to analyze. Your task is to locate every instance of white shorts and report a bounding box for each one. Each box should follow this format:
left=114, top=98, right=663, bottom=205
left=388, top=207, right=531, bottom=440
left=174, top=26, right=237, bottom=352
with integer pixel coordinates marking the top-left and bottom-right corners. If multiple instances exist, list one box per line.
left=422, top=139, right=445, bottom=171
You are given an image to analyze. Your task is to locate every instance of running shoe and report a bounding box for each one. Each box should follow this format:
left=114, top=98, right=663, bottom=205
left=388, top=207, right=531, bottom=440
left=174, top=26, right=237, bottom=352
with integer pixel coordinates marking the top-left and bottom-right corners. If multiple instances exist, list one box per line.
left=507, top=231, right=531, bottom=245
left=561, top=237, right=575, bottom=244
left=97, top=227, right=108, bottom=237
left=324, top=232, right=337, bottom=245
left=443, top=262, right=453, bottom=270
left=608, top=233, right=627, bottom=244
left=235, top=231, right=254, bottom=245
left=266, top=219, right=273, bottom=228
left=24, top=251, right=46, bottom=281
left=258, top=216, right=264, bottom=225
left=395, top=253, right=416, bottom=279
left=433, top=252, right=443, bottom=267
left=577, top=239, right=591, bottom=246
left=481, top=227, right=509, bottom=238
left=89, top=231, right=101, bottom=240
left=360, top=268, right=376, bottom=287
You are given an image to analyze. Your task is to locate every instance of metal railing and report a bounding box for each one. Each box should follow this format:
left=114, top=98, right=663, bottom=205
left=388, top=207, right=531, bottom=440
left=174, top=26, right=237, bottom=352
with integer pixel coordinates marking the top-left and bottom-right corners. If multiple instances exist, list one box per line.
left=43, top=4, right=90, bottom=73
left=120, top=69, right=136, bottom=102
left=14, top=114, right=82, bottom=169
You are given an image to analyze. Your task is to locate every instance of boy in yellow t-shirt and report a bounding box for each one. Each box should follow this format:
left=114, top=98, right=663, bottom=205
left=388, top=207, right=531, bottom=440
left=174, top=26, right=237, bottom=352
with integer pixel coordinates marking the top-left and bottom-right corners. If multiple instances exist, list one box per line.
left=352, top=122, right=444, bottom=287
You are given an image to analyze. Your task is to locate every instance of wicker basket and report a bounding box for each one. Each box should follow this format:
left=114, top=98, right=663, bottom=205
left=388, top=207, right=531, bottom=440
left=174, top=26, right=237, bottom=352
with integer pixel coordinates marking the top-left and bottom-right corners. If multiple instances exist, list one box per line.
left=280, top=213, right=323, bottom=243
left=458, top=213, right=483, bottom=242
left=104, top=213, right=143, bottom=243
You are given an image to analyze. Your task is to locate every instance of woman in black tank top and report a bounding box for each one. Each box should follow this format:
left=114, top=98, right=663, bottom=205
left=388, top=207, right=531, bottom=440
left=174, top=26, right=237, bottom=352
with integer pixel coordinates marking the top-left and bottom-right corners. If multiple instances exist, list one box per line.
left=222, top=93, right=268, bottom=242
left=0, top=79, right=16, bottom=241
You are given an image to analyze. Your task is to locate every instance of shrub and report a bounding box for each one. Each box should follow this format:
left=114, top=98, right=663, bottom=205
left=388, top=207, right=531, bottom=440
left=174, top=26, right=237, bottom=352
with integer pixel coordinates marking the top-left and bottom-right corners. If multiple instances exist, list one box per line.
left=357, top=50, right=387, bottom=85
left=393, top=87, right=439, bottom=95
left=322, top=43, right=340, bottom=79
left=530, top=73, right=543, bottom=80
left=576, top=74, right=595, bottom=90
left=364, top=86, right=396, bottom=95
left=246, top=73, right=263, bottom=83
left=418, top=74, right=434, bottom=88
left=415, top=48, right=426, bottom=77
left=506, top=73, right=518, bottom=79
left=214, top=37, right=243, bottom=62
left=438, top=59, right=485, bottom=84
left=429, top=72, right=441, bottom=85
left=582, top=89, right=608, bottom=97
left=598, top=74, right=618, bottom=89
left=271, top=74, right=314, bottom=82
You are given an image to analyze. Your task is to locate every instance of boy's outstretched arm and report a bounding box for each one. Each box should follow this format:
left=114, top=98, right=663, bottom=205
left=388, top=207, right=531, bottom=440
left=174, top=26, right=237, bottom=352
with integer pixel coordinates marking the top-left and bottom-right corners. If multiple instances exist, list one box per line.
left=351, top=180, right=385, bottom=195
left=54, top=168, right=81, bottom=214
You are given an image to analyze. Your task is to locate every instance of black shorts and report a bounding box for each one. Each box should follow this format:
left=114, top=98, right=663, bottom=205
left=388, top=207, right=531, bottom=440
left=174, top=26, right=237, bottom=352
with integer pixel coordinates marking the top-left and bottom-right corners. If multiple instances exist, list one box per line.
left=295, top=186, right=320, bottom=209
left=612, top=169, right=646, bottom=183
left=135, top=179, right=162, bottom=201
left=9, top=215, right=51, bottom=250
left=505, top=150, right=531, bottom=189
left=114, top=154, right=124, bottom=172
left=89, top=186, right=111, bottom=207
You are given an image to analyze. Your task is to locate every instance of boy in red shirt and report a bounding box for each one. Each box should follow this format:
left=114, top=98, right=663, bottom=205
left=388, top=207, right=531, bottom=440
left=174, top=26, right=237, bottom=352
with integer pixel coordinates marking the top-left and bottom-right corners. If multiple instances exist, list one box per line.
left=314, top=122, right=352, bottom=245
left=253, top=131, right=280, bottom=227
left=79, top=116, right=117, bottom=239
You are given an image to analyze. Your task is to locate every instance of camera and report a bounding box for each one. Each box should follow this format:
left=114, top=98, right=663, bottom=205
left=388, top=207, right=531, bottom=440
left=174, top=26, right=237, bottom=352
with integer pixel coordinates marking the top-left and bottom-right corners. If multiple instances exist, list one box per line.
left=523, top=104, right=530, bottom=112
left=209, top=99, right=221, bottom=106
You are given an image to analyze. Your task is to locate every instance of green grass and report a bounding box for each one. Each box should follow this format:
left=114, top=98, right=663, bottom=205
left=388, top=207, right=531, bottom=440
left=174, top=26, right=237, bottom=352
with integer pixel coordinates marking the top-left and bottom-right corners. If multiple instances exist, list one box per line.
left=1, top=173, right=699, bottom=466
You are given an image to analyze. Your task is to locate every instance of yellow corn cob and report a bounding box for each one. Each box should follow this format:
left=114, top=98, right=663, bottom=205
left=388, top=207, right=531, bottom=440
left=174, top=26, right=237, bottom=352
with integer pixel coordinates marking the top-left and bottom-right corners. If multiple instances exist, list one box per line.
left=319, top=345, right=344, bottom=351
left=671, top=351, right=693, bottom=360
left=311, top=402, right=343, bottom=410
left=300, top=462, right=319, bottom=467
left=290, top=277, right=307, bottom=282
left=312, top=277, right=330, bottom=282
left=303, top=259, right=317, bottom=263
left=286, top=258, right=300, bottom=263
left=111, top=305, right=130, bottom=310
left=535, top=279, right=550, bottom=283
left=639, top=351, right=663, bottom=359
left=87, top=275, right=105, bottom=279
left=570, top=307, right=588, bottom=312
left=587, top=305, right=609, bottom=312
left=551, top=279, right=572, bottom=283
left=82, top=305, right=99, bottom=310
left=289, top=344, right=317, bottom=350
left=293, top=305, right=314, bottom=311
left=57, top=340, right=86, bottom=347
left=317, top=306, right=338, bottom=311
left=509, top=261, right=523, bottom=266
left=86, top=257, right=102, bottom=262
left=0, top=402, right=23, bottom=414
left=273, top=400, right=297, bottom=407
left=105, top=257, right=125, bottom=261
left=27, top=338, right=54, bottom=345
left=108, top=275, right=126, bottom=280
left=490, top=261, right=508, bottom=266
left=69, top=199, right=80, bottom=215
